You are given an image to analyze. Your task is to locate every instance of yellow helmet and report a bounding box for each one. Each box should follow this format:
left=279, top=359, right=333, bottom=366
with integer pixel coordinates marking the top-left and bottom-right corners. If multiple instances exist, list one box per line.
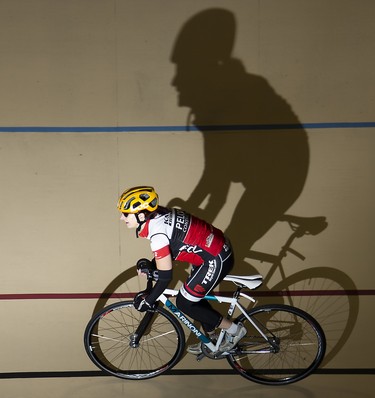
left=117, top=186, right=159, bottom=214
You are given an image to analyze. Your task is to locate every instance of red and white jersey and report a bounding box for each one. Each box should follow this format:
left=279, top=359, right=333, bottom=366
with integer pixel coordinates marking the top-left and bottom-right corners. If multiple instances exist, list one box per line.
left=138, top=208, right=225, bottom=266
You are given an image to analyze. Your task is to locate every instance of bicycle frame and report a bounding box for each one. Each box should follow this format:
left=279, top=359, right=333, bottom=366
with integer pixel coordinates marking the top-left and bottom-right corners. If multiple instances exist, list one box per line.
left=154, top=287, right=270, bottom=355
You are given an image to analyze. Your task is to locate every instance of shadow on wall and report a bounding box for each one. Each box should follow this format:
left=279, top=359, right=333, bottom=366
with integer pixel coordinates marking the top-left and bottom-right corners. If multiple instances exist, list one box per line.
left=90, top=8, right=358, bottom=368
left=167, top=8, right=309, bottom=267
left=165, top=9, right=358, bottom=364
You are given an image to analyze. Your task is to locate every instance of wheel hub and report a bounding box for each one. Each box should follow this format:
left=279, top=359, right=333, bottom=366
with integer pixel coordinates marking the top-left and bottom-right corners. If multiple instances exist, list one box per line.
left=129, top=333, right=140, bottom=348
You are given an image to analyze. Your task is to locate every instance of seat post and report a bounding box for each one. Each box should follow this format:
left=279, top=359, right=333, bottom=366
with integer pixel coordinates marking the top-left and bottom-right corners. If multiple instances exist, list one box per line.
left=233, top=285, right=242, bottom=299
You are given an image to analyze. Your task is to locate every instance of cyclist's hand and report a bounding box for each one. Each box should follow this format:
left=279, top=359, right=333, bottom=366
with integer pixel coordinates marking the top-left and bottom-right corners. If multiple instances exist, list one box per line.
left=137, top=258, right=155, bottom=274
left=136, top=258, right=158, bottom=280
left=133, top=292, right=154, bottom=312
left=137, top=269, right=147, bottom=277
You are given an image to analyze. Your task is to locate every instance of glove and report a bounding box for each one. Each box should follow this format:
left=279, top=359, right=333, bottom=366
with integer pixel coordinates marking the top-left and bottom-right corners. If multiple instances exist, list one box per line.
left=136, top=258, right=159, bottom=280
left=133, top=292, right=154, bottom=312
left=136, top=258, right=154, bottom=273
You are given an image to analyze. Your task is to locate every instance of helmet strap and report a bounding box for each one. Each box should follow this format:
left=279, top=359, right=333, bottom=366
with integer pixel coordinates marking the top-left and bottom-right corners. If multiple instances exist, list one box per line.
left=135, top=212, right=145, bottom=238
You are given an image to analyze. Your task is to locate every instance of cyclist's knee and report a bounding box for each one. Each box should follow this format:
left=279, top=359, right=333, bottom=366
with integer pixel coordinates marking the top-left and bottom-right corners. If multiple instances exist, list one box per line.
left=176, top=292, right=194, bottom=314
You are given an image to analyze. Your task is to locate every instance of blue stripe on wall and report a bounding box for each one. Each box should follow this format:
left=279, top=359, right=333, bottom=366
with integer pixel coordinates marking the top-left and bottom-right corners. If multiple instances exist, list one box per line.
left=0, top=122, right=375, bottom=133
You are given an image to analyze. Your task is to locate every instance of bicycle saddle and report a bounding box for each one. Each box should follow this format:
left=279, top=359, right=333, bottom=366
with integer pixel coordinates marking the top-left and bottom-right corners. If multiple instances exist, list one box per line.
left=224, top=274, right=263, bottom=290
left=280, top=214, right=328, bottom=236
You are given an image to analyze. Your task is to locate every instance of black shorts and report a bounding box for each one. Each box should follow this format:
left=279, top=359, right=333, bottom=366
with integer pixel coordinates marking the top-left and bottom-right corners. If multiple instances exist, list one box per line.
left=179, top=240, right=234, bottom=302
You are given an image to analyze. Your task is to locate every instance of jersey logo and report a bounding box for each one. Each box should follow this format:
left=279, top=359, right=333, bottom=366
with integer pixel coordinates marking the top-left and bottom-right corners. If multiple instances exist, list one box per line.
left=179, top=244, right=203, bottom=254
left=202, top=259, right=217, bottom=285
left=164, top=213, right=172, bottom=226
left=194, top=284, right=206, bottom=294
left=205, top=233, right=214, bottom=248
left=175, top=209, right=190, bottom=233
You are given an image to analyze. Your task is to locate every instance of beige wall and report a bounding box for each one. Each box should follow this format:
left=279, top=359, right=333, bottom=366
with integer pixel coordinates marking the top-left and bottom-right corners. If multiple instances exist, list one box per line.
left=0, top=0, right=374, bottom=385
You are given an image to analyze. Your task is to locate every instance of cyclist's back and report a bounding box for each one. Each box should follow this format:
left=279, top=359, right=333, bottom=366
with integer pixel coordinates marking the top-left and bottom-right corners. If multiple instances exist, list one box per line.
left=139, top=207, right=225, bottom=265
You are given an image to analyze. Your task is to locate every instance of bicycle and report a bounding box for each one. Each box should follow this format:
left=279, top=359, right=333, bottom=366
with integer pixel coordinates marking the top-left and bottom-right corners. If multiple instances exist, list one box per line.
left=84, top=261, right=326, bottom=385
left=88, top=213, right=357, bottom=368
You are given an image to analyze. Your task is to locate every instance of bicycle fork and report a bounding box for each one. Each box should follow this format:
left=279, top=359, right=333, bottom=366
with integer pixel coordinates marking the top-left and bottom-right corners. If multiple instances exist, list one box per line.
left=129, top=308, right=156, bottom=348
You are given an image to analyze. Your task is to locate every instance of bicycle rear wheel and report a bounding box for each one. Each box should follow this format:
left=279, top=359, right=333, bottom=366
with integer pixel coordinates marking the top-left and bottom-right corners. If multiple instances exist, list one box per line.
left=227, top=304, right=326, bottom=385
left=84, top=301, right=185, bottom=380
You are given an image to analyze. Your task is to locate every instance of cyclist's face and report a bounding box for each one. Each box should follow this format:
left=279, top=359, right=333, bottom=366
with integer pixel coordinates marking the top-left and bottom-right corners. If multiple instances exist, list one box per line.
left=120, top=213, right=138, bottom=229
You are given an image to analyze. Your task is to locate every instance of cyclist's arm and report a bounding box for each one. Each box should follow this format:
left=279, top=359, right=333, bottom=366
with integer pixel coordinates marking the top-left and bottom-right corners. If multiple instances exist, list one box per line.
left=143, top=253, right=173, bottom=305
left=155, top=254, right=173, bottom=271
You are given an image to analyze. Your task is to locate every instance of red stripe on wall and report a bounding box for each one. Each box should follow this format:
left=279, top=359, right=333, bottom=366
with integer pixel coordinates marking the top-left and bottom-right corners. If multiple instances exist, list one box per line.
left=0, top=293, right=134, bottom=300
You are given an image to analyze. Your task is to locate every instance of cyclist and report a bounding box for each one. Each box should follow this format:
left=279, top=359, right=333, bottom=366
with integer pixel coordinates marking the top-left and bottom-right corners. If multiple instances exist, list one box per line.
left=117, top=185, right=246, bottom=354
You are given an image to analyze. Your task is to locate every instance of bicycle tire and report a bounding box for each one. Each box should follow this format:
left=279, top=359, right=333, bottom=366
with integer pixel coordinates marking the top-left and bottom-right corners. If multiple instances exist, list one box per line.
left=84, top=301, right=185, bottom=380
left=227, top=304, right=326, bottom=385
left=271, top=267, right=359, bottom=365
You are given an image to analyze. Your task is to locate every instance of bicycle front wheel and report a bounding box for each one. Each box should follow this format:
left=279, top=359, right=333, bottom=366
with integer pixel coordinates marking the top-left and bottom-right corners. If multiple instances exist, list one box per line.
left=84, top=301, right=185, bottom=380
left=227, top=304, right=326, bottom=385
